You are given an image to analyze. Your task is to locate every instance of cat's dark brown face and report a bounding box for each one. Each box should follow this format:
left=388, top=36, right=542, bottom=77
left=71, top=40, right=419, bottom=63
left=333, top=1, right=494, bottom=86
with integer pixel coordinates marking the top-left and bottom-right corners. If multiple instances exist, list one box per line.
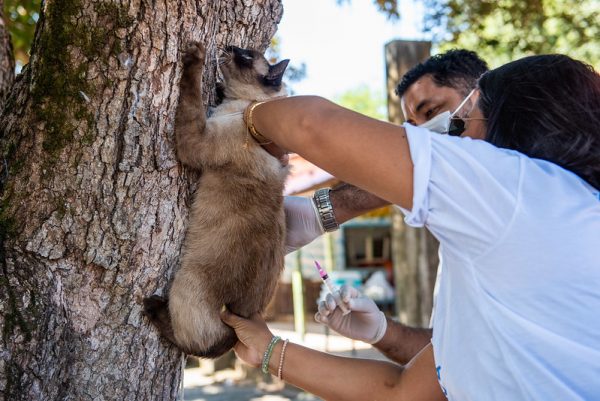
left=219, top=46, right=289, bottom=100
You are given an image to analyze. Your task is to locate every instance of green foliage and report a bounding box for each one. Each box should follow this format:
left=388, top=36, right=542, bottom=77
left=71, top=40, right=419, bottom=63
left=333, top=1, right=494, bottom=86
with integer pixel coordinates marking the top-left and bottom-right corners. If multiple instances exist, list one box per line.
left=31, top=0, right=91, bottom=160
left=267, top=36, right=307, bottom=85
left=26, top=1, right=132, bottom=166
left=8, top=0, right=600, bottom=72
left=337, top=0, right=400, bottom=20
left=334, top=84, right=387, bottom=120
left=424, top=0, right=600, bottom=68
left=4, top=0, right=41, bottom=66
left=336, top=0, right=599, bottom=68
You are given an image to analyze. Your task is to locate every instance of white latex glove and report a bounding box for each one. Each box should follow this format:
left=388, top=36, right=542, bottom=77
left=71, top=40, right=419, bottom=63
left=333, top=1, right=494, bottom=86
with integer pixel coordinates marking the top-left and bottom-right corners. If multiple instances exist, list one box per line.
left=284, top=196, right=324, bottom=254
left=314, top=285, right=387, bottom=344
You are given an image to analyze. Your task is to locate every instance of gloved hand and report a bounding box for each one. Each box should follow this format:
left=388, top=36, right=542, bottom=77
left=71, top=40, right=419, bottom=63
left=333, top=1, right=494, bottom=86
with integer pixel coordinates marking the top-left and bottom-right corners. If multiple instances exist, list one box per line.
left=314, top=285, right=387, bottom=344
left=284, top=196, right=324, bottom=254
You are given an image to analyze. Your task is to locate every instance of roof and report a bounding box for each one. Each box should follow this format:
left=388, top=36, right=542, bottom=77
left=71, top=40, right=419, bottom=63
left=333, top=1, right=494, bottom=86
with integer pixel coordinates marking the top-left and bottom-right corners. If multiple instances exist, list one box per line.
left=284, top=154, right=338, bottom=195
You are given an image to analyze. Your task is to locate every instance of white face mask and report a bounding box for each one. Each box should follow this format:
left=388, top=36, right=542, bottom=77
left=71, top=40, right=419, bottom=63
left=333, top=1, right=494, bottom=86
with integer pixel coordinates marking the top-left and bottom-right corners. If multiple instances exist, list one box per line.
left=418, top=110, right=451, bottom=134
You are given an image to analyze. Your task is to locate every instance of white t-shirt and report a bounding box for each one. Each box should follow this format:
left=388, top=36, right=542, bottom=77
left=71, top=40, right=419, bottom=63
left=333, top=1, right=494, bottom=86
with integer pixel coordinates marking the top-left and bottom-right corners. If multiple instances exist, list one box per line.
left=401, top=124, right=600, bottom=401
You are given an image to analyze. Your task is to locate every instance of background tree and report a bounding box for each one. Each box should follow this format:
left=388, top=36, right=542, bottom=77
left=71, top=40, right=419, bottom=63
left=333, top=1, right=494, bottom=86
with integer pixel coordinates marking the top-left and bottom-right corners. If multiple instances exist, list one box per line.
left=0, top=1, right=282, bottom=399
left=3, top=0, right=40, bottom=67
left=334, top=84, right=387, bottom=120
left=424, top=0, right=600, bottom=67
left=337, top=0, right=600, bottom=67
left=337, top=0, right=400, bottom=20
left=266, top=35, right=307, bottom=93
left=0, top=0, right=15, bottom=100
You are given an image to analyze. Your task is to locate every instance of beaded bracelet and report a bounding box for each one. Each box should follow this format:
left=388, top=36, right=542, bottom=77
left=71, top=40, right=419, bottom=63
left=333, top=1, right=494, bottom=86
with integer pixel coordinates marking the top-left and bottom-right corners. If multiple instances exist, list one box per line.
left=277, top=339, right=289, bottom=380
left=261, top=336, right=281, bottom=374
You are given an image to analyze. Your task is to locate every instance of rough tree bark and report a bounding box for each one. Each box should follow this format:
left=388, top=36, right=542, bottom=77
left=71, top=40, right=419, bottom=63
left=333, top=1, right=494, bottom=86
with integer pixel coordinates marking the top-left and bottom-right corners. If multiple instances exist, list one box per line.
left=0, top=1, right=283, bottom=400
left=0, top=0, right=15, bottom=101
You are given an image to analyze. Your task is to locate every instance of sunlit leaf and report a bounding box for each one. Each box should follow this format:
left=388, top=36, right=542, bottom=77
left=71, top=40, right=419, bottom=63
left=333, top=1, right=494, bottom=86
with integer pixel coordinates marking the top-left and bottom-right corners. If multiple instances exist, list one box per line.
left=4, top=0, right=42, bottom=66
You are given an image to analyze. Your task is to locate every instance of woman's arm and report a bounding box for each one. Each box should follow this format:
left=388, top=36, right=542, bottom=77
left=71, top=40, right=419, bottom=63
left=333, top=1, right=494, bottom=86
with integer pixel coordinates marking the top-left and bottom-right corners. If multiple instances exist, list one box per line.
left=221, top=310, right=445, bottom=401
left=251, top=96, right=414, bottom=210
left=274, top=341, right=442, bottom=401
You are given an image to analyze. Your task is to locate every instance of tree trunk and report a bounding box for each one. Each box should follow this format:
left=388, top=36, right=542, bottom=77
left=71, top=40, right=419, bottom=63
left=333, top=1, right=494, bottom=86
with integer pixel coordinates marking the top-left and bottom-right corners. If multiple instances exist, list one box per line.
left=0, top=0, right=15, bottom=101
left=0, top=1, right=283, bottom=400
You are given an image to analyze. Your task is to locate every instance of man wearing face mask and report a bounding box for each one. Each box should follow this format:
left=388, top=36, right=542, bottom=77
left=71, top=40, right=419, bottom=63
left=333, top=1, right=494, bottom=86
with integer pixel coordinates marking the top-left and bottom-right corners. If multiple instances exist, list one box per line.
left=284, top=49, right=488, bottom=365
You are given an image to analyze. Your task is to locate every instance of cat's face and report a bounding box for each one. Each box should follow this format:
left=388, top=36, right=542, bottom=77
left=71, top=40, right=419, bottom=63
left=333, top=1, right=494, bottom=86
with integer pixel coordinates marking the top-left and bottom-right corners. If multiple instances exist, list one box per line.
left=218, top=46, right=289, bottom=100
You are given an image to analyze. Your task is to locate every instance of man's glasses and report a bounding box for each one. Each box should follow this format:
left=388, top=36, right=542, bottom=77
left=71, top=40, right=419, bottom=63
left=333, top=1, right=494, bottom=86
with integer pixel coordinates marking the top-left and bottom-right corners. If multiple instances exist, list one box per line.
left=447, top=118, right=467, bottom=136
left=446, top=89, right=486, bottom=136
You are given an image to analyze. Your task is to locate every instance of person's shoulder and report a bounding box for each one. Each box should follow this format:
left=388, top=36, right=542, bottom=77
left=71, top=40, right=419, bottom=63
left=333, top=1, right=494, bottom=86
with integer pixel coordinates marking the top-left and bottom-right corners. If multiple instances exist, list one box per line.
left=403, top=123, right=517, bottom=156
left=403, top=123, right=523, bottom=178
left=519, top=153, right=599, bottom=201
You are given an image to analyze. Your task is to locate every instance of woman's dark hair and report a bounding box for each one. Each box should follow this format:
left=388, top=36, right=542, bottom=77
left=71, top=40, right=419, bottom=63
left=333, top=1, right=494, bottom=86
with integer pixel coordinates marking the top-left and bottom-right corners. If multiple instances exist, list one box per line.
left=478, top=54, right=600, bottom=189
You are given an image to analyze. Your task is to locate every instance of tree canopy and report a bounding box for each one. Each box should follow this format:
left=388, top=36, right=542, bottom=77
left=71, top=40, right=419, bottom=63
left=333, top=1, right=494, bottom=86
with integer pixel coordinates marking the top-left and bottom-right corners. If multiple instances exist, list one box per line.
left=425, top=0, right=600, bottom=68
left=4, top=0, right=40, bottom=66
left=339, top=0, right=600, bottom=67
left=334, top=84, right=386, bottom=120
left=6, top=1, right=600, bottom=70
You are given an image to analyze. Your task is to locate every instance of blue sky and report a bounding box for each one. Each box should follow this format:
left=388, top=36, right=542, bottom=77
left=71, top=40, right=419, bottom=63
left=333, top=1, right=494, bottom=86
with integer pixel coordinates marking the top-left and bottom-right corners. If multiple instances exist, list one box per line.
left=276, top=0, right=428, bottom=99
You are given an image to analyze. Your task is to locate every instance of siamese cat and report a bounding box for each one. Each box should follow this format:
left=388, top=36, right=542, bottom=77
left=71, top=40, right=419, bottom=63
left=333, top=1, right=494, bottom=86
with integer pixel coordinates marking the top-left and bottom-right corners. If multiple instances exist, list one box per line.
left=143, top=42, right=290, bottom=358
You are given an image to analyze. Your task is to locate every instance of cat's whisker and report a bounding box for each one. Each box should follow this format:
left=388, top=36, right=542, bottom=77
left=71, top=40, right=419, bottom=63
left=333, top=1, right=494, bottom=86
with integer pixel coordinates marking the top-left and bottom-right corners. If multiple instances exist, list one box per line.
left=216, top=46, right=232, bottom=58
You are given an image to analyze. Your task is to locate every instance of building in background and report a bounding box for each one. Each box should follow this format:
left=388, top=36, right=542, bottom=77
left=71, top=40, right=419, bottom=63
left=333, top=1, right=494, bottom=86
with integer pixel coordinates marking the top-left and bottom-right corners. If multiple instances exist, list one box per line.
left=270, top=154, right=396, bottom=319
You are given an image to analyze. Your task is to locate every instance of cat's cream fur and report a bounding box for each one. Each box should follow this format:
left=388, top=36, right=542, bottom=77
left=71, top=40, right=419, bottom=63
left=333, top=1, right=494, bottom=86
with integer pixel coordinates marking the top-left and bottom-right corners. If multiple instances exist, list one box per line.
left=144, top=42, right=290, bottom=357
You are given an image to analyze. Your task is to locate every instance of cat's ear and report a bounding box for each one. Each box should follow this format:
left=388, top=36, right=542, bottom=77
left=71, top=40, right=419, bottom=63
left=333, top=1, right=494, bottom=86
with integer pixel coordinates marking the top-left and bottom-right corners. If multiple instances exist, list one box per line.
left=264, top=59, right=290, bottom=87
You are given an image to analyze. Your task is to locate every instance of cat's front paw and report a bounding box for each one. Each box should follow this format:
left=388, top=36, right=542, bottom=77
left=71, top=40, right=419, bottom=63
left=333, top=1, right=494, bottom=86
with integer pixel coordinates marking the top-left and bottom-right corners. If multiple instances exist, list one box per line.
left=182, top=41, right=206, bottom=67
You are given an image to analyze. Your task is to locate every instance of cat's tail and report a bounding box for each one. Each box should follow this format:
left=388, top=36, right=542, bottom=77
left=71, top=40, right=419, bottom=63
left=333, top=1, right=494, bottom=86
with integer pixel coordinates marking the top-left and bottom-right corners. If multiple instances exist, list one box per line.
left=143, top=295, right=237, bottom=358
left=143, top=295, right=178, bottom=345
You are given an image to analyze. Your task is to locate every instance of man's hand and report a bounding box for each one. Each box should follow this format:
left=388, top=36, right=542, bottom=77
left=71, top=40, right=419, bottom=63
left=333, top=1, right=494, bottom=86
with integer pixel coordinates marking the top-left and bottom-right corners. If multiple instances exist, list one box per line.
left=314, top=285, right=387, bottom=344
left=284, top=196, right=324, bottom=254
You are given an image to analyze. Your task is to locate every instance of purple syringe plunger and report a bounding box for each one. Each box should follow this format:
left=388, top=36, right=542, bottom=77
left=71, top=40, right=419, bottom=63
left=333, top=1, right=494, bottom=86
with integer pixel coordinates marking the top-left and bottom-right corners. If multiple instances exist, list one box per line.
left=315, top=260, right=328, bottom=279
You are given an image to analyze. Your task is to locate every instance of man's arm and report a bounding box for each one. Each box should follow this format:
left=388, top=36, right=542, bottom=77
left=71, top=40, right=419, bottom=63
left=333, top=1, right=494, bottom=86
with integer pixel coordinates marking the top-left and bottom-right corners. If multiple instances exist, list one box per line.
left=375, top=319, right=433, bottom=365
left=284, top=184, right=390, bottom=253
left=316, top=286, right=433, bottom=365
left=329, top=182, right=391, bottom=223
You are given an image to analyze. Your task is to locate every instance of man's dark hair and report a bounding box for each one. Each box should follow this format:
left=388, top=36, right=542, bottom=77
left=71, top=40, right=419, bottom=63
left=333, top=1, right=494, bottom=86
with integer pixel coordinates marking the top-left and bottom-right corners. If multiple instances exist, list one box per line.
left=479, top=54, right=600, bottom=189
left=395, top=49, right=488, bottom=98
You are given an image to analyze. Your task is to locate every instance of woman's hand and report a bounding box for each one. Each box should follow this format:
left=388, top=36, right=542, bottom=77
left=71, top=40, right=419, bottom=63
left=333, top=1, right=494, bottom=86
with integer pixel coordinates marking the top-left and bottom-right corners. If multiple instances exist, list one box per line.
left=221, top=309, right=273, bottom=368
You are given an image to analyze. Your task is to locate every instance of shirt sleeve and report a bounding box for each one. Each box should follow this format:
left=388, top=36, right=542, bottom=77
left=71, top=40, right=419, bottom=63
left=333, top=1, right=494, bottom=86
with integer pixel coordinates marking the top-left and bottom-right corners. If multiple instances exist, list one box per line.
left=400, top=124, right=523, bottom=259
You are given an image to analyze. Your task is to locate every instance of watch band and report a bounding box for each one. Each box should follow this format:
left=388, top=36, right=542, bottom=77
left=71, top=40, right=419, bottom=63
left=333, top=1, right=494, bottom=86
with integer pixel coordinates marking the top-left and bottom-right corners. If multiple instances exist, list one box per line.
left=313, top=188, right=339, bottom=232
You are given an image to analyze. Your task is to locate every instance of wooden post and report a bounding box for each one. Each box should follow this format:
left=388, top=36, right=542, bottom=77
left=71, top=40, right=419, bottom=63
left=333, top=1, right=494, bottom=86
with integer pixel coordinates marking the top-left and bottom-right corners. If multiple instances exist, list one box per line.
left=292, top=249, right=306, bottom=340
left=385, top=40, right=432, bottom=123
left=385, top=40, right=440, bottom=327
left=324, top=232, right=335, bottom=273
